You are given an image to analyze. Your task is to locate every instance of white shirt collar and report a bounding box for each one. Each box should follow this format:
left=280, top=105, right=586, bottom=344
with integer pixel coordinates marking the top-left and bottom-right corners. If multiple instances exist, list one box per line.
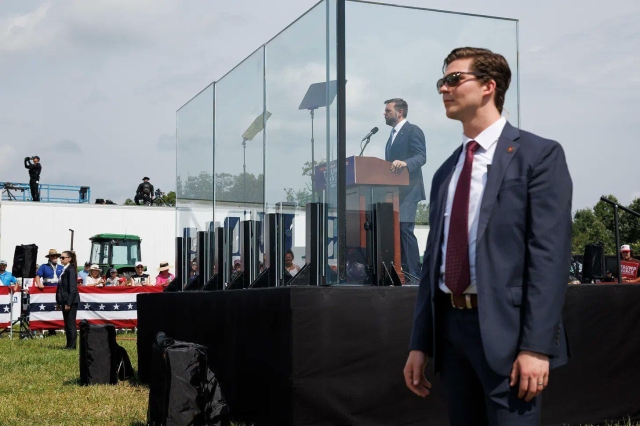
left=63, top=263, right=70, bottom=271
left=462, top=116, right=506, bottom=151
left=393, top=118, right=407, bottom=133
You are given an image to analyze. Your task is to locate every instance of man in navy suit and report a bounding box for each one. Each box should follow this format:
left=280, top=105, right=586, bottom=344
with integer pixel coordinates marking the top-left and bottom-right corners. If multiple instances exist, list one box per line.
left=383, top=98, right=426, bottom=278
left=403, top=47, right=572, bottom=425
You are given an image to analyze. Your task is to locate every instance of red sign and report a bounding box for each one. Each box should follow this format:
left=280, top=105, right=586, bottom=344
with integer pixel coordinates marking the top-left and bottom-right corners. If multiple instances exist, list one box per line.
left=621, top=261, right=639, bottom=281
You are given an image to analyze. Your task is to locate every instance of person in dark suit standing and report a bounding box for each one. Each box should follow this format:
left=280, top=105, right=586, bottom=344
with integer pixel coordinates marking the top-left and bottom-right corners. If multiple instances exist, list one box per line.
left=383, top=98, right=426, bottom=278
left=403, top=47, right=572, bottom=425
left=24, top=156, right=41, bottom=202
left=56, top=250, right=80, bottom=349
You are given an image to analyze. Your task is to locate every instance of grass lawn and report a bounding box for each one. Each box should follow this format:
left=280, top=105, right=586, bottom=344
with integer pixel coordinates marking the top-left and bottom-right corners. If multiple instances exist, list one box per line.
left=0, top=331, right=147, bottom=425
left=0, top=330, right=637, bottom=425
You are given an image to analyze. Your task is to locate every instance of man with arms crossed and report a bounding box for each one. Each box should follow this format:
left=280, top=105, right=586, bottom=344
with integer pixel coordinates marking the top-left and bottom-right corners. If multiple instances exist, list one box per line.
left=404, top=47, right=572, bottom=425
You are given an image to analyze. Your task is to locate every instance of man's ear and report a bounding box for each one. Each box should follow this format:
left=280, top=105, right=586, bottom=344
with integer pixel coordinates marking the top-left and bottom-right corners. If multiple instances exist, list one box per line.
left=483, top=79, right=497, bottom=97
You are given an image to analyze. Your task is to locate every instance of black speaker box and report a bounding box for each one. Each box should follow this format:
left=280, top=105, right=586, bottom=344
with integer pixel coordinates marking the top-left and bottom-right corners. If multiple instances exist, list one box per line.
left=12, top=244, right=38, bottom=278
left=582, top=243, right=605, bottom=282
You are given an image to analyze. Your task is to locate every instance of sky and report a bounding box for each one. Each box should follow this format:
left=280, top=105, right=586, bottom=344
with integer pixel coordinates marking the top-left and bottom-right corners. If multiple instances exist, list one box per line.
left=2, top=0, right=639, bottom=209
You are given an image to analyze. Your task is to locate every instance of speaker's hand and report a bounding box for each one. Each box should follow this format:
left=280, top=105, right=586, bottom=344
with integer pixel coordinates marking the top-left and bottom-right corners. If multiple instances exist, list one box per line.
left=390, top=160, right=407, bottom=173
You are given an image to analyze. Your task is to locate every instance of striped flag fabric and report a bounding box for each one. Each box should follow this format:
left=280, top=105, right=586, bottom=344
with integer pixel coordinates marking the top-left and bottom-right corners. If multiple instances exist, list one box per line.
left=0, top=286, right=10, bottom=329
left=29, top=286, right=163, bottom=330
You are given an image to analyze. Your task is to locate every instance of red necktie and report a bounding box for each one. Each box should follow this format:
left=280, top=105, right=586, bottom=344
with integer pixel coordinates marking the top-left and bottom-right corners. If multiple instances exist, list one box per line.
left=445, top=140, right=480, bottom=296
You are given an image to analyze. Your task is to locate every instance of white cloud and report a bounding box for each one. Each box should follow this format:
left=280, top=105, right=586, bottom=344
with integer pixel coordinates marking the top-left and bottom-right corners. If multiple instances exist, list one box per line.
left=1, top=0, right=639, bottom=209
left=0, top=145, right=16, bottom=169
left=157, top=134, right=175, bottom=152
left=0, top=3, right=55, bottom=53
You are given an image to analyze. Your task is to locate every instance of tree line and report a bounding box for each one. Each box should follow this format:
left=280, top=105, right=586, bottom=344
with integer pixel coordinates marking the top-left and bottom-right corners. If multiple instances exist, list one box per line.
left=572, top=195, right=640, bottom=255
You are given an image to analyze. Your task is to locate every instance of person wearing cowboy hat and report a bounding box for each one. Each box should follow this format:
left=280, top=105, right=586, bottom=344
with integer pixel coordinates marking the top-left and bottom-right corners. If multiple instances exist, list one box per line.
left=84, top=264, right=105, bottom=287
left=35, top=249, right=64, bottom=289
left=155, top=262, right=174, bottom=287
left=620, top=245, right=640, bottom=283
left=134, top=176, right=154, bottom=206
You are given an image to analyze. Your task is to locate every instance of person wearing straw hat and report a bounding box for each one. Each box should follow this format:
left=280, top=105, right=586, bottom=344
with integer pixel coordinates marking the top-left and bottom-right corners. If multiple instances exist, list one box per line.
left=620, top=245, right=640, bottom=283
left=35, top=249, right=64, bottom=289
left=84, top=264, right=105, bottom=287
left=155, top=262, right=174, bottom=287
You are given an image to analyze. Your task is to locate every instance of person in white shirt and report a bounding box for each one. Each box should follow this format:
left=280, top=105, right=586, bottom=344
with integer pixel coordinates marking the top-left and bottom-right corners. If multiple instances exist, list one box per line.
left=84, top=264, right=105, bottom=287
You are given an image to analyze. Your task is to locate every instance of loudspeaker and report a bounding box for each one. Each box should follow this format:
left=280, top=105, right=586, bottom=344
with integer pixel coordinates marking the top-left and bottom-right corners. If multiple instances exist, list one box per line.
left=12, top=244, right=38, bottom=278
left=582, top=243, right=605, bottom=282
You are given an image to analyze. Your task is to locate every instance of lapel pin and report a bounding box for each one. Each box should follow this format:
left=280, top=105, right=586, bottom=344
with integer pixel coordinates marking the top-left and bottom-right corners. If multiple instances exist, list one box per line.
left=507, top=146, right=514, bottom=153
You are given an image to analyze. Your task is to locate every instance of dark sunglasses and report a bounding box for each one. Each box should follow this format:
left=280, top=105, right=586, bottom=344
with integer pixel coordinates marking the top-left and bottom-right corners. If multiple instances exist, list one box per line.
left=436, top=71, right=485, bottom=93
left=60, top=256, right=70, bottom=259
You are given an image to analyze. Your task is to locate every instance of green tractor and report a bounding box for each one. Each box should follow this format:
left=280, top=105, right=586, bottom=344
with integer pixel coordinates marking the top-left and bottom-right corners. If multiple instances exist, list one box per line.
left=89, top=234, right=142, bottom=277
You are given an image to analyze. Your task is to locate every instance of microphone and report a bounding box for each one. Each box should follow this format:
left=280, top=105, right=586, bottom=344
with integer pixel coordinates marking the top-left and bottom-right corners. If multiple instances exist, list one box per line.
left=360, top=127, right=379, bottom=142
left=359, top=127, right=379, bottom=156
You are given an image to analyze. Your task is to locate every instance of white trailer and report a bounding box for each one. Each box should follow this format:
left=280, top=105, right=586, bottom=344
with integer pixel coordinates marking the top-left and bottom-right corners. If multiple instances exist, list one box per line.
left=0, top=201, right=176, bottom=274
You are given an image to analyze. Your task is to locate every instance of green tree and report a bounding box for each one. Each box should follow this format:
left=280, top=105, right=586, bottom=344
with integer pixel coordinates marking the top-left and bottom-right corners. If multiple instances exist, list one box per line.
left=164, top=191, right=176, bottom=207
left=571, top=208, right=612, bottom=254
left=416, top=202, right=429, bottom=225
left=571, top=195, right=640, bottom=255
left=619, top=197, right=640, bottom=253
left=124, top=198, right=136, bottom=205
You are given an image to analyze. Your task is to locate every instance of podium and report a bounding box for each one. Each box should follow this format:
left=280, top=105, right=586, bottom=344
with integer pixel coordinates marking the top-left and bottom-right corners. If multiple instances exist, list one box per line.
left=316, top=156, right=409, bottom=282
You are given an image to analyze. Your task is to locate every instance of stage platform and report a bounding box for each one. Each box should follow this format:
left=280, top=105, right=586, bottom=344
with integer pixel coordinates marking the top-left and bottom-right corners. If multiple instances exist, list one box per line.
left=137, top=285, right=640, bottom=426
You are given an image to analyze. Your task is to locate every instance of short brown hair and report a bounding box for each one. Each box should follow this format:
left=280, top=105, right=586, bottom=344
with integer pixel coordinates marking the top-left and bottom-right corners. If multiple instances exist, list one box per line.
left=442, top=47, right=511, bottom=113
left=384, top=98, right=408, bottom=118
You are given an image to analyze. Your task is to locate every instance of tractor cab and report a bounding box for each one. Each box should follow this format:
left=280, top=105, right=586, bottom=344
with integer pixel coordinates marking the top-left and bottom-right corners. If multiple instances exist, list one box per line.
left=89, top=234, right=142, bottom=277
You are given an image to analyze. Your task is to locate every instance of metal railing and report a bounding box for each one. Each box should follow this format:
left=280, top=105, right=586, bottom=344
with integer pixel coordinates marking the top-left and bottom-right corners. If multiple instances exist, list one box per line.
left=0, top=182, right=91, bottom=204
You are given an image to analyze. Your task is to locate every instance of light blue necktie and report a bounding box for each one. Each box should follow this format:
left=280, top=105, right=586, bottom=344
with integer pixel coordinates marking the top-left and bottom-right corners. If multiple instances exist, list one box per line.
left=385, top=128, right=396, bottom=161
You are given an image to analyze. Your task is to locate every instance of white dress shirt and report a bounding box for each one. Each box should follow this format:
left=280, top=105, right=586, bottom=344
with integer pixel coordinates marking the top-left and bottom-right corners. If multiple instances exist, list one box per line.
left=439, top=117, right=507, bottom=294
left=389, top=118, right=407, bottom=146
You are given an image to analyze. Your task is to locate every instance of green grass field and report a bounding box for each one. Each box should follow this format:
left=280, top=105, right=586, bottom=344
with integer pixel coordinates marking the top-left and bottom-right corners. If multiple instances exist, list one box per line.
left=0, top=331, right=637, bottom=426
left=0, top=332, right=147, bottom=425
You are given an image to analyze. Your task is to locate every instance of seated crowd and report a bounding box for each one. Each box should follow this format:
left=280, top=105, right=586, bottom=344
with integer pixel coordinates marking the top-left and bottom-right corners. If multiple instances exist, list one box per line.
left=76, top=261, right=174, bottom=287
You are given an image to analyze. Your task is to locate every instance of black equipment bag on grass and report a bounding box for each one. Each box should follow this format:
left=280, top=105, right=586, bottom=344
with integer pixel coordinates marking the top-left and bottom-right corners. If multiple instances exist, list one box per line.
left=79, top=320, right=134, bottom=384
left=148, top=332, right=229, bottom=426
left=117, top=343, right=134, bottom=381
left=79, top=321, right=118, bottom=385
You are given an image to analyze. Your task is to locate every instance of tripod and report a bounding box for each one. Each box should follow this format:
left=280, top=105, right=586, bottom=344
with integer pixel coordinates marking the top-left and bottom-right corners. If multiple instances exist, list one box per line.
left=0, top=289, right=35, bottom=339
left=1, top=185, right=17, bottom=201
left=14, top=289, right=35, bottom=339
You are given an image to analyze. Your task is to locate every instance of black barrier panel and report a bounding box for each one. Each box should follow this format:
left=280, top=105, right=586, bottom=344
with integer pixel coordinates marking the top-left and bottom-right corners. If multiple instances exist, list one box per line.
left=137, top=285, right=640, bottom=425
left=305, top=203, right=326, bottom=286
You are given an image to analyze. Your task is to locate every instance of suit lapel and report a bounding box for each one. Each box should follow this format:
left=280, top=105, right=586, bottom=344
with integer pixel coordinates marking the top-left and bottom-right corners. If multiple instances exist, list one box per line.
left=476, top=122, right=521, bottom=244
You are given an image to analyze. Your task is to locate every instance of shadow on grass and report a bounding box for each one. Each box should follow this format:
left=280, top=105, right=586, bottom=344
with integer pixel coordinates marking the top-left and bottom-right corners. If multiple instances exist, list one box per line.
left=129, top=421, right=146, bottom=426
left=63, top=377, right=81, bottom=386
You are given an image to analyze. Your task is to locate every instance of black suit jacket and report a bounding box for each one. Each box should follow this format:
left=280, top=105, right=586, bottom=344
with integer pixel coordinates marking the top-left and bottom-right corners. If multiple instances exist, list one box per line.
left=409, top=122, right=572, bottom=376
left=56, top=265, right=80, bottom=306
left=385, top=121, right=426, bottom=204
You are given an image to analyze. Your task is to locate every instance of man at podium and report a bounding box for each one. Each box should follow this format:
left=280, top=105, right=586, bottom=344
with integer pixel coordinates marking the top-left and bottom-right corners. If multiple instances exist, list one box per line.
left=383, top=98, right=427, bottom=278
